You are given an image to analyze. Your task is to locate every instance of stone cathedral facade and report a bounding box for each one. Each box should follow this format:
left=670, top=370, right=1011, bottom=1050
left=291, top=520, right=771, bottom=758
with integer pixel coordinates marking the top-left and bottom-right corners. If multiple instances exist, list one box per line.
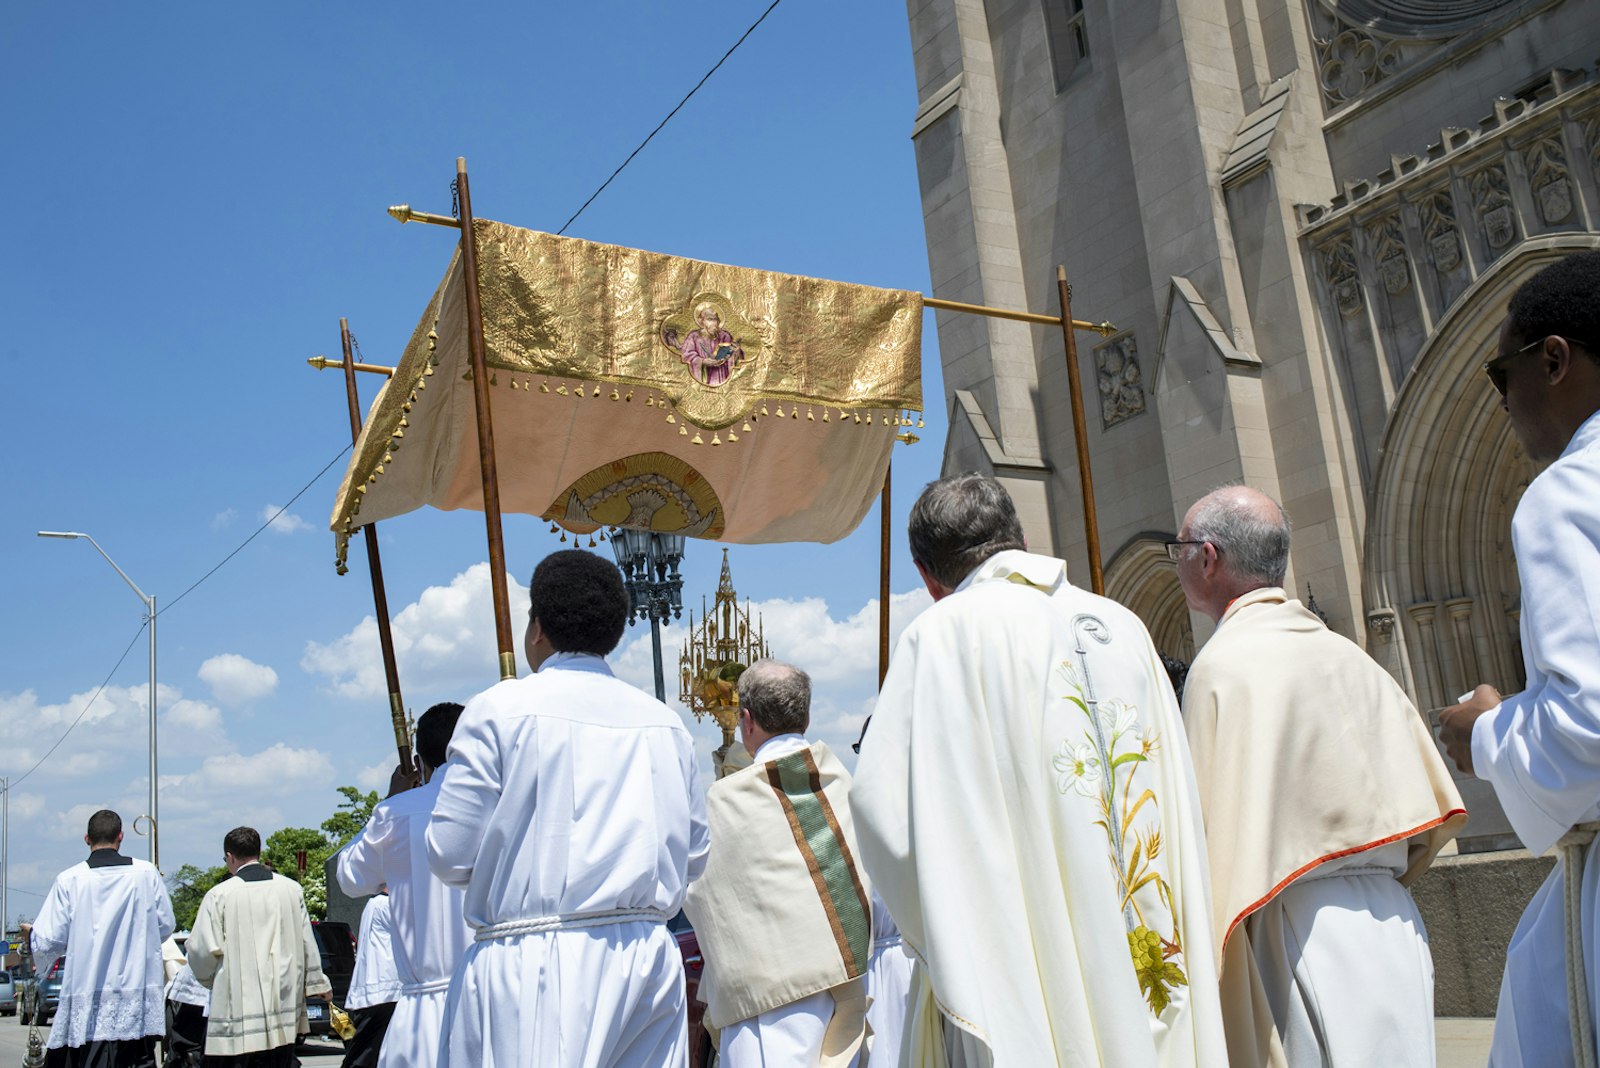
left=907, top=0, right=1600, bottom=848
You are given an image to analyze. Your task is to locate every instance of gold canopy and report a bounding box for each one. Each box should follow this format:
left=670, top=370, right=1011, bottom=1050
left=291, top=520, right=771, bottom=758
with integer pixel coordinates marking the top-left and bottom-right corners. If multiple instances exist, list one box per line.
left=329, top=220, right=923, bottom=571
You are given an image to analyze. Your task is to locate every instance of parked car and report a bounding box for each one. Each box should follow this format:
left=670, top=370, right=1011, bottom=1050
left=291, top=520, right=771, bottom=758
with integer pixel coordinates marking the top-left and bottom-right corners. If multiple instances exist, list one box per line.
left=20, top=957, right=62, bottom=1026
left=305, top=921, right=355, bottom=1039
left=0, top=969, right=14, bottom=1017
left=669, top=911, right=714, bottom=1068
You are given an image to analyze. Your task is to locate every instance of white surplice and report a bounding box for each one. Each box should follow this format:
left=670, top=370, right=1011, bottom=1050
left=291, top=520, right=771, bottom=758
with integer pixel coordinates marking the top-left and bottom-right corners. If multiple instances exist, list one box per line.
left=851, top=550, right=1228, bottom=1067
left=337, top=768, right=473, bottom=1068
left=1472, top=409, right=1600, bottom=1066
left=30, top=850, right=175, bottom=1049
left=865, top=891, right=913, bottom=1068
left=187, top=863, right=331, bottom=1056
left=425, top=651, right=709, bottom=1068
left=346, top=894, right=401, bottom=1010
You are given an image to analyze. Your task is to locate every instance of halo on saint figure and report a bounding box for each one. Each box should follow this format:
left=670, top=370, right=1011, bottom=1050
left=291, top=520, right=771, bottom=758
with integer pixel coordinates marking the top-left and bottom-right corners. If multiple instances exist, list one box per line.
left=660, top=293, right=761, bottom=389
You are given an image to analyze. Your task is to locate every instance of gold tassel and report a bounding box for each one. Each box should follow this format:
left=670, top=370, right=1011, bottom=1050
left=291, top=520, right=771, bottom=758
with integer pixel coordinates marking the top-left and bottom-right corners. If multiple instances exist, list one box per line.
left=574, top=387, right=583, bottom=402
left=806, top=407, right=815, bottom=421
left=822, top=409, right=830, bottom=423
left=679, top=424, right=689, bottom=437
left=588, top=536, right=597, bottom=547
left=540, top=381, right=551, bottom=393
left=711, top=433, right=722, bottom=446
left=560, top=532, right=567, bottom=543
left=666, top=412, right=677, bottom=424
left=625, top=390, right=634, bottom=402
left=598, top=531, right=608, bottom=542
left=775, top=405, right=785, bottom=418
left=556, top=384, right=568, bottom=395
left=550, top=523, right=560, bottom=533
left=382, top=452, right=392, bottom=464
left=691, top=432, right=704, bottom=445
left=424, top=363, right=434, bottom=377
left=742, top=421, right=752, bottom=432
left=791, top=406, right=800, bottom=419
left=646, top=394, right=656, bottom=407
left=727, top=430, right=739, bottom=442
left=374, top=464, right=384, bottom=475
left=511, top=379, right=520, bottom=390
left=761, top=404, right=769, bottom=417
left=610, top=389, right=620, bottom=401
left=917, top=414, right=925, bottom=428
left=592, top=385, right=603, bottom=397
left=855, top=413, right=862, bottom=424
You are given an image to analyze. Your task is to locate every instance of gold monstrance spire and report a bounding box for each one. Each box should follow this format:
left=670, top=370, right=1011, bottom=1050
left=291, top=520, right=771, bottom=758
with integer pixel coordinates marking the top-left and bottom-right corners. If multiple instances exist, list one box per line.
left=679, top=549, right=771, bottom=774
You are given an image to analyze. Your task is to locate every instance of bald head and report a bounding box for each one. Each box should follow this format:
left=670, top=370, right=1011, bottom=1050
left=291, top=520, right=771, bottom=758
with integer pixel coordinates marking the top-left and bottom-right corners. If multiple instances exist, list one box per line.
left=1175, top=486, right=1292, bottom=622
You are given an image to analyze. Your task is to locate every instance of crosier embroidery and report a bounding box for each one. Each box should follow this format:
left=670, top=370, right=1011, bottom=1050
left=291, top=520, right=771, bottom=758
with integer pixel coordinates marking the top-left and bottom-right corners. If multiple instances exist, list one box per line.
left=1051, top=613, right=1189, bottom=1015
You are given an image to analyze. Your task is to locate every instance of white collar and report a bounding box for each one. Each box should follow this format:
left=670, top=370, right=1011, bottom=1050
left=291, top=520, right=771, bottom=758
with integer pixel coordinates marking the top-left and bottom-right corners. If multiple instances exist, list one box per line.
left=954, top=549, right=1069, bottom=594
left=1560, top=408, right=1600, bottom=462
left=537, top=651, right=614, bottom=676
left=754, top=733, right=810, bottom=764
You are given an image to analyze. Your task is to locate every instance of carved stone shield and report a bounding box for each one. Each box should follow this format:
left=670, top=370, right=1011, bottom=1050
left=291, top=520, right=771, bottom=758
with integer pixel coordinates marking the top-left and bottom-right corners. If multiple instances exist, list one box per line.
left=1429, top=229, right=1461, bottom=273
left=1334, top=278, right=1362, bottom=315
left=1483, top=204, right=1515, bottom=248
left=1379, top=249, right=1410, bottom=294
left=1537, top=177, right=1573, bottom=223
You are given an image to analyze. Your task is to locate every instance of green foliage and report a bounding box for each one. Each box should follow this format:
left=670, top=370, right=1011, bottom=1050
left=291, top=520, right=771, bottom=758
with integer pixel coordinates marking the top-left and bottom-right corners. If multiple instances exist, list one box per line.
left=168, top=863, right=228, bottom=930
left=321, top=786, right=380, bottom=848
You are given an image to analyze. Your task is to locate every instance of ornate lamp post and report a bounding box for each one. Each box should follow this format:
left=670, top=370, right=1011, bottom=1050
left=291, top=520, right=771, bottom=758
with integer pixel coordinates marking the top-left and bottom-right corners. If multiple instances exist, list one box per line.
left=679, top=549, right=771, bottom=772
left=609, top=530, right=687, bottom=702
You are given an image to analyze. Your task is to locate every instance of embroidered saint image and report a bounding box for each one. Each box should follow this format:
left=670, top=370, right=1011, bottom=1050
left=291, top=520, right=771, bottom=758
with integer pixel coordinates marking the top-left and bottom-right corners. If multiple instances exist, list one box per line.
left=663, top=300, right=746, bottom=387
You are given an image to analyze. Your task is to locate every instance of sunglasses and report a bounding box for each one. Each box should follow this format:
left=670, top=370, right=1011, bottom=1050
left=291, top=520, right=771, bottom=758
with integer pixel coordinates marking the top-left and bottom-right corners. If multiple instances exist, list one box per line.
left=1482, top=335, right=1597, bottom=397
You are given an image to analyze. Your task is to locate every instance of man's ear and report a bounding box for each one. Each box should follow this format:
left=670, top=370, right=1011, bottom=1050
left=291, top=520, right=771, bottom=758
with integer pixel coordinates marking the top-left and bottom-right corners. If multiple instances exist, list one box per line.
left=914, top=560, right=952, bottom=602
left=1545, top=336, right=1575, bottom=385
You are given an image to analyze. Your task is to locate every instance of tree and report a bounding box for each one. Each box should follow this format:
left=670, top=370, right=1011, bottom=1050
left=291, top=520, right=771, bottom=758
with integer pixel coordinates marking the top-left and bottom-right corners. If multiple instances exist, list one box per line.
left=168, top=863, right=227, bottom=931
left=322, top=786, right=379, bottom=848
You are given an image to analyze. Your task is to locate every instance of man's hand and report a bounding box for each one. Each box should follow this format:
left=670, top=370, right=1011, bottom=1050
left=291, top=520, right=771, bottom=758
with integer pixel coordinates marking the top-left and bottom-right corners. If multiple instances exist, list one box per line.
left=1438, top=683, right=1502, bottom=776
left=17, top=922, right=30, bottom=938
left=387, top=756, right=423, bottom=798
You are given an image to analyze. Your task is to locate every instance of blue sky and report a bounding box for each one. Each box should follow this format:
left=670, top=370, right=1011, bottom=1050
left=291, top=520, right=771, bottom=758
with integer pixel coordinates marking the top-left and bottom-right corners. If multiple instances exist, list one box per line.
left=0, top=1, right=946, bottom=911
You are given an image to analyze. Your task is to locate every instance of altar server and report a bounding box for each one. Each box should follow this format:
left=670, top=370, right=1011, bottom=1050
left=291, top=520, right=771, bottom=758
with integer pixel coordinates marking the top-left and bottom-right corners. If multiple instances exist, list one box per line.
left=336, top=702, right=471, bottom=1068
left=1439, top=250, right=1600, bottom=1066
left=685, top=659, right=870, bottom=1067
left=26, top=809, right=175, bottom=1068
left=1176, top=485, right=1464, bottom=1066
left=852, top=474, right=1227, bottom=1067
left=426, top=550, right=709, bottom=1068
left=341, top=892, right=401, bottom=1068
left=187, top=826, right=331, bottom=1066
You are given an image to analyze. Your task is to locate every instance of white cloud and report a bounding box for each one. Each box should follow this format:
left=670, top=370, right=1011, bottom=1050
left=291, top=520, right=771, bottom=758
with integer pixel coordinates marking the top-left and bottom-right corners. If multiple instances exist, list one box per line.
left=260, top=505, right=310, bottom=534
left=302, top=563, right=531, bottom=702
left=210, top=508, right=238, bottom=530
left=198, top=653, right=279, bottom=704
left=356, top=759, right=394, bottom=793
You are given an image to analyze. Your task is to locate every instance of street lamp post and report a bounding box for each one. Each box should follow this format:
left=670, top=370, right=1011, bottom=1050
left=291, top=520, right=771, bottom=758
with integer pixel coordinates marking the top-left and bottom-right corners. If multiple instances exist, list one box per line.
left=37, top=532, right=158, bottom=869
left=608, top=531, right=686, bottom=702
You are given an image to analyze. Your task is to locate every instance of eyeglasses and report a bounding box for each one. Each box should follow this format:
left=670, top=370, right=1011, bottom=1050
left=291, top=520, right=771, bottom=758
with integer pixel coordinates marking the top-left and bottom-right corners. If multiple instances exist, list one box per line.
left=1482, top=337, right=1545, bottom=397
left=1164, top=540, right=1214, bottom=562
left=1483, top=335, right=1598, bottom=397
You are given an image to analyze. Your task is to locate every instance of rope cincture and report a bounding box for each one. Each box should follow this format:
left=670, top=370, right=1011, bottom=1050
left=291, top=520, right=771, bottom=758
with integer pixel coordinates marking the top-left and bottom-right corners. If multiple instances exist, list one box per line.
left=1560, top=821, right=1600, bottom=1068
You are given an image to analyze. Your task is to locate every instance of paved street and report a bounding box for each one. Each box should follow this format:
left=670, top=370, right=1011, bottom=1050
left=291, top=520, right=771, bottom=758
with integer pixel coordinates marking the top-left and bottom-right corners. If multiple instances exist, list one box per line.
left=0, top=1019, right=346, bottom=1061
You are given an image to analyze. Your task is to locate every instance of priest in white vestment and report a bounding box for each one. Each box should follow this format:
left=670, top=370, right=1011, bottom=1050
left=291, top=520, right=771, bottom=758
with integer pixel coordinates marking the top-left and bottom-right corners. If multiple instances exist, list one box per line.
left=337, top=701, right=472, bottom=1068
left=865, top=890, right=914, bottom=1068
left=851, top=474, right=1228, bottom=1067
left=187, top=826, right=331, bottom=1067
left=342, top=892, right=401, bottom=1068
left=26, top=809, right=175, bottom=1068
left=1439, top=251, right=1600, bottom=1067
left=685, top=659, right=871, bottom=1068
left=1174, top=486, right=1465, bottom=1067
left=426, top=550, right=709, bottom=1068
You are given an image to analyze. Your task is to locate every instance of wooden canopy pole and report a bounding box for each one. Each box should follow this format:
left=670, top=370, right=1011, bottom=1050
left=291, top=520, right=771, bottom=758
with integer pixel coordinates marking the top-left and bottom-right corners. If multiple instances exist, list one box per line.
left=878, top=463, right=892, bottom=689
left=1056, top=266, right=1105, bottom=595
left=455, top=157, right=519, bottom=680
left=339, top=319, right=413, bottom=768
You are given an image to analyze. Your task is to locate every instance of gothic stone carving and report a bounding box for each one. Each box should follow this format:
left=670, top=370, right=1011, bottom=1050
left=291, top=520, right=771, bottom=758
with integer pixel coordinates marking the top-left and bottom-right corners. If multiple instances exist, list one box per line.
left=1419, top=190, right=1462, bottom=272
left=1471, top=164, right=1516, bottom=250
left=1524, top=137, right=1573, bottom=224
left=1094, top=333, right=1146, bottom=429
left=1586, top=115, right=1600, bottom=189
left=1322, top=236, right=1363, bottom=315
left=1368, top=214, right=1411, bottom=295
left=1306, top=3, right=1449, bottom=111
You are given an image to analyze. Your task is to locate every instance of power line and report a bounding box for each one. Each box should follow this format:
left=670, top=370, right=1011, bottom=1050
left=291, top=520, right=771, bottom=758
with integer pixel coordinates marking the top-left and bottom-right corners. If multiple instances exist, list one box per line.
left=556, top=0, right=785, bottom=235
left=7, top=621, right=148, bottom=791
left=159, top=444, right=352, bottom=617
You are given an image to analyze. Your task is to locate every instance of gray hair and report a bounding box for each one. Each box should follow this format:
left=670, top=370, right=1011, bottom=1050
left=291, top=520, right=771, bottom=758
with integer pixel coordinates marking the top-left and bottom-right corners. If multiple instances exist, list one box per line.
left=1186, top=485, right=1291, bottom=586
left=740, top=659, right=811, bottom=736
left=908, top=474, right=1026, bottom=589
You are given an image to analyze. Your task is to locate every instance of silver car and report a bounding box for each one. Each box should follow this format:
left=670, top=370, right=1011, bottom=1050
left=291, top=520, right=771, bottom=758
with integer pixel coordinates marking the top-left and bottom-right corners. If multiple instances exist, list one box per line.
left=0, top=970, right=15, bottom=1017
